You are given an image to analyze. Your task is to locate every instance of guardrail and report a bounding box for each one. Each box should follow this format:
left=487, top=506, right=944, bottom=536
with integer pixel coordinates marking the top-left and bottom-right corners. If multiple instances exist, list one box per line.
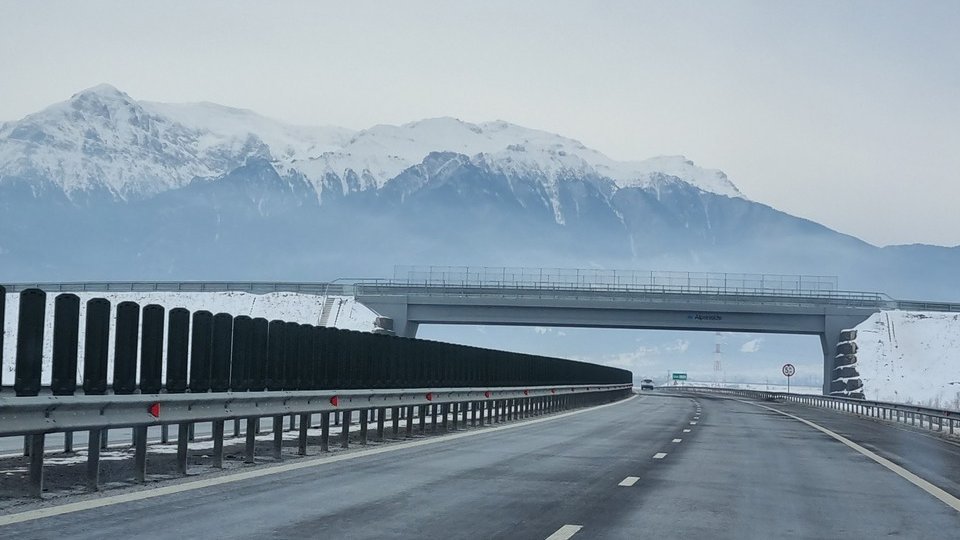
left=2, top=383, right=632, bottom=498
left=0, top=285, right=633, bottom=497
left=670, top=386, right=960, bottom=435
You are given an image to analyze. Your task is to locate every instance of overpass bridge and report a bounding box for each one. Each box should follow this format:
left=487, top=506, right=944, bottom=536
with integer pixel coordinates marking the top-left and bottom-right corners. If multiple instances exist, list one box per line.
left=5, top=267, right=960, bottom=395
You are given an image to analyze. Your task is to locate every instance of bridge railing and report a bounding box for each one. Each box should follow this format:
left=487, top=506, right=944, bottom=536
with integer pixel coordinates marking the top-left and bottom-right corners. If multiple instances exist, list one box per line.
left=669, top=386, right=960, bottom=435
left=393, top=265, right=841, bottom=293
left=355, top=281, right=892, bottom=308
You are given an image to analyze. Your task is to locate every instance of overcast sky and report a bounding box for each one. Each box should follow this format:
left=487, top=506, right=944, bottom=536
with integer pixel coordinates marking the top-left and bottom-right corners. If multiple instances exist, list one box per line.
left=2, top=0, right=957, bottom=246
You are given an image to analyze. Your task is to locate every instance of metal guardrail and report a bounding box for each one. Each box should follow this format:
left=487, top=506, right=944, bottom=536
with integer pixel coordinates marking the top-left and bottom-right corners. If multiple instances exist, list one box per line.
left=355, top=282, right=892, bottom=309
left=672, top=386, right=960, bottom=435
left=393, top=265, right=841, bottom=293
left=0, top=384, right=630, bottom=437
left=1, top=383, right=632, bottom=497
left=2, top=279, right=958, bottom=312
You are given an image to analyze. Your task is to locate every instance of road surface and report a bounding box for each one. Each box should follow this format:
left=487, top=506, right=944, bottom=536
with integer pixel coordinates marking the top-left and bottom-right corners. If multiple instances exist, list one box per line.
left=3, top=393, right=960, bottom=538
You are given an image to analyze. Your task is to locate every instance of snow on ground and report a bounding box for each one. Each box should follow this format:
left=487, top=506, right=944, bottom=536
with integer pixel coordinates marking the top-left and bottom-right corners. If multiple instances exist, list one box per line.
left=855, top=310, right=960, bottom=408
left=664, top=380, right=821, bottom=395
left=0, top=291, right=378, bottom=386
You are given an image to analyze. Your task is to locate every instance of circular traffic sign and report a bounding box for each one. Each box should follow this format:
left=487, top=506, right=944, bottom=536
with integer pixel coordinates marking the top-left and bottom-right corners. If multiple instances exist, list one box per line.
left=782, top=363, right=796, bottom=377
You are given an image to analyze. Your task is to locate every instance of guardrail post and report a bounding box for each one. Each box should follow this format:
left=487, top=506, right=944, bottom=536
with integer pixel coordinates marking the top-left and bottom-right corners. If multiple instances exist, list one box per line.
left=471, top=402, right=478, bottom=426
left=418, top=405, right=426, bottom=433
left=359, top=410, right=369, bottom=445
left=405, top=406, right=414, bottom=438
left=134, top=425, right=148, bottom=482
left=376, top=408, right=386, bottom=440
left=63, top=431, right=73, bottom=453
left=461, top=401, right=468, bottom=426
left=273, top=416, right=284, bottom=458
left=451, top=402, right=459, bottom=430
left=212, top=420, right=225, bottom=467
left=161, top=425, right=169, bottom=444
left=391, top=407, right=400, bottom=437
left=321, top=412, right=331, bottom=451
left=298, top=413, right=310, bottom=455
left=15, top=288, right=46, bottom=396
left=177, top=423, right=190, bottom=474
left=341, top=411, right=351, bottom=448
left=233, top=419, right=241, bottom=438
left=28, top=432, right=45, bottom=498
left=442, top=404, right=450, bottom=431
left=87, top=429, right=101, bottom=491
left=245, top=417, right=257, bottom=463
left=430, top=404, right=438, bottom=431
left=487, top=400, right=494, bottom=424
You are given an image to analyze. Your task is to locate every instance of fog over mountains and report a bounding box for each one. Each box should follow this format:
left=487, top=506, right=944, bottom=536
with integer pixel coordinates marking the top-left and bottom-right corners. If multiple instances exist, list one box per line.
left=1, top=85, right=957, bottom=300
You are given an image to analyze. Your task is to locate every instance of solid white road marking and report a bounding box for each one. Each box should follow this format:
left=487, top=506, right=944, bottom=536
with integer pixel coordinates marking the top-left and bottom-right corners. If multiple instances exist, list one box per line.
left=618, top=476, right=640, bottom=487
left=682, top=429, right=691, bottom=433
left=653, top=452, right=668, bottom=459
left=0, top=395, right=639, bottom=527
left=546, top=524, right=583, bottom=540
left=742, top=400, right=960, bottom=514
left=672, top=438, right=682, bottom=443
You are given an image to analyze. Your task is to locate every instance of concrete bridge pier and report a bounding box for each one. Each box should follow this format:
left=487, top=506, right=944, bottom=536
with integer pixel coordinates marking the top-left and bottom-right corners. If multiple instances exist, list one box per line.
left=820, top=313, right=873, bottom=395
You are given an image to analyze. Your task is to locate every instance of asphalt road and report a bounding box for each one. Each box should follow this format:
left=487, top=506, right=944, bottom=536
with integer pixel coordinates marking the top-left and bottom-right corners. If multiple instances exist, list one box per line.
left=3, top=393, right=960, bottom=539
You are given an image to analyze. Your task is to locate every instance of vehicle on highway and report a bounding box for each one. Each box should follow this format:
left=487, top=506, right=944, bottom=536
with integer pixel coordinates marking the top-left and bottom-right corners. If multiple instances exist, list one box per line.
left=640, top=379, right=655, bottom=390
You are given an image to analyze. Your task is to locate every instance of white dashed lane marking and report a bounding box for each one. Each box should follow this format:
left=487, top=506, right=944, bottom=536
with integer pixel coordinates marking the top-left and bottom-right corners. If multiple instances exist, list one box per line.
left=653, top=452, right=668, bottom=459
left=618, top=476, right=640, bottom=487
left=672, top=438, right=682, bottom=443
left=683, top=429, right=691, bottom=433
left=546, top=524, right=583, bottom=540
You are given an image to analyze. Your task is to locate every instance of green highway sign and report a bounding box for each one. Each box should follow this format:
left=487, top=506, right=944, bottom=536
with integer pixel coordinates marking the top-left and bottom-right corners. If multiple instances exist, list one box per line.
left=672, top=373, right=688, bottom=381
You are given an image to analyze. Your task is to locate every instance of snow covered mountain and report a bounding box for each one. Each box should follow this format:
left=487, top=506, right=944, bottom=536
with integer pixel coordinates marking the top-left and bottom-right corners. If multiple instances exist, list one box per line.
left=1, top=84, right=958, bottom=303
left=0, top=84, right=742, bottom=208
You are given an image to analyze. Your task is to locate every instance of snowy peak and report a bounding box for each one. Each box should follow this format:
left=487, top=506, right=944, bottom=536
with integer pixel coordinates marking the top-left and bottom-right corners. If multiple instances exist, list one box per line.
left=0, top=84, right=746, bottom=203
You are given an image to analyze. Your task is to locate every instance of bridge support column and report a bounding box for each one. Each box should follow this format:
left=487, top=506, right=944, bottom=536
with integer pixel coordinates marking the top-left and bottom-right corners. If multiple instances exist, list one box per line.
left=821, top=314, right=872, bottom=396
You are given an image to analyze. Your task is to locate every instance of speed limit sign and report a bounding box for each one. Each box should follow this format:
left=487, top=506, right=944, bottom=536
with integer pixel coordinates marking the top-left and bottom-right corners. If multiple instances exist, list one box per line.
left=782, top=363, right=796, bottom=377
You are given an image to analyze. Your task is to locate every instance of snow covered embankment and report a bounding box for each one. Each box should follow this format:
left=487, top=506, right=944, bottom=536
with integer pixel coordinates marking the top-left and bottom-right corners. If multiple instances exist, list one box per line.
left=0, top=291, right=378, bottom=386
left=856, top=311, right=960, bottom=408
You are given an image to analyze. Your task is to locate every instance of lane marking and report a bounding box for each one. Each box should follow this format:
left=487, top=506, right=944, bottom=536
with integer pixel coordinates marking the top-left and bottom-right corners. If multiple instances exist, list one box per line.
left=653, top=452, right=668, bottom=459
left=671, top=439, right=682, bottom=443
left=0, top=395, right=638, bottom=527
left=682, top=429, right=691, bottom=433
left=546, top=524, right=583, bottom=540
left=618, top=476, right=640, bottom=487
left=689, top=421, right=697, bottom=425
left=741, top=400, right=960, bottom=514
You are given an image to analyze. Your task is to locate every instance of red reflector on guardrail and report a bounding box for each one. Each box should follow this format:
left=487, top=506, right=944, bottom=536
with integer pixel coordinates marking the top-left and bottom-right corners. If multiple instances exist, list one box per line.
left=148, top=403, right=160, bottom=418
left=523, top=389, right=529, bottom=395
left=426, top=392, right=434, bottom=401
left=484, top=391, right=491, bottom=398
left=330, top=396, right=339, bottom=407
left=551, top=389, right=556, bottom=394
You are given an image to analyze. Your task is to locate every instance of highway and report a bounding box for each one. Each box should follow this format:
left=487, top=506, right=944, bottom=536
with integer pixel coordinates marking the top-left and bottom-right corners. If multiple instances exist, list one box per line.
left=3, top=393, right=960, bottom=538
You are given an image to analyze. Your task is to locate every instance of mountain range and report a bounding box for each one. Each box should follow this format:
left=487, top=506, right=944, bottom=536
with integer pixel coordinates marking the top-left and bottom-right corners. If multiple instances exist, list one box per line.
left=1, top=84, right=957, bottom=300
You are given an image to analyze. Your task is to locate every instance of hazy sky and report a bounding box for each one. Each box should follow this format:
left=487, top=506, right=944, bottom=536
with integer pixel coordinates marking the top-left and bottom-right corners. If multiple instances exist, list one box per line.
left=2, top=1, right=958, bottom=246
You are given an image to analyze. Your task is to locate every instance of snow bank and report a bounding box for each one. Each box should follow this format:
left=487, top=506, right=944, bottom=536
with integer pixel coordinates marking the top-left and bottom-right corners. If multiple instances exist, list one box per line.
left=855, top=311, right=960, bottom=408
left=0, top=291, right=378, bottom=385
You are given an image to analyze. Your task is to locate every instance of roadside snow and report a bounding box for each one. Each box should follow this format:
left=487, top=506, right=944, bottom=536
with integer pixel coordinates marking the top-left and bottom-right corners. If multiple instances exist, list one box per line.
left=855, top=311, right=960, bottom=408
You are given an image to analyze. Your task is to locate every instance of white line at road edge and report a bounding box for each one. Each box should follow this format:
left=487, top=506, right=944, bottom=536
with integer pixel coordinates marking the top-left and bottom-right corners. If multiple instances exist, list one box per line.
left=546, top=524, right=583, bottom=540
left=0, top=395, right=638, bottom=527
left=741, top=399, right=960, bottom=514
left=618, top=476, right=640, bottom=487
